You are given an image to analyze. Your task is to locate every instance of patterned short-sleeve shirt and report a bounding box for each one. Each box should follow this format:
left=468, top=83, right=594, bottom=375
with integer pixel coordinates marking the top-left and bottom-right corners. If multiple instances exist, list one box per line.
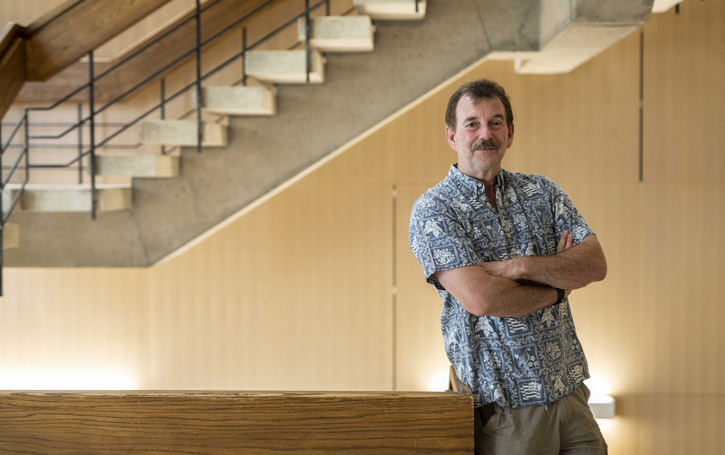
left=409, top=165, right=593, bottom=408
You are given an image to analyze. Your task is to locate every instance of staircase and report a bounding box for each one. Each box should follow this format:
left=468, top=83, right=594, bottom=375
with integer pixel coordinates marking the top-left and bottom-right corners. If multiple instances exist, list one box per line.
left=2, top=0, right=655, bottom=267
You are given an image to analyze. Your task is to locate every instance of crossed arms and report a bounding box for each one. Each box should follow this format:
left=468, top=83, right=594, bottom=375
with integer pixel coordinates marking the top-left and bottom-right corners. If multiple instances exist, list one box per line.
left=434, top=232, right=607, bottom=318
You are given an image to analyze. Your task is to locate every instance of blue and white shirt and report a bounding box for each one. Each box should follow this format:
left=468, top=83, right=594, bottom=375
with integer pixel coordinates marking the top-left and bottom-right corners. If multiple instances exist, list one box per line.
left=409, top=165, right=593, bottom=408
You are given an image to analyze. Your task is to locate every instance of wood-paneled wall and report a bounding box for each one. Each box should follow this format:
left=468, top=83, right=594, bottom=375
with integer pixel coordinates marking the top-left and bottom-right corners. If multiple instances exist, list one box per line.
left=147, top=177, right=394, bottom=391
left=1, top=1, right=723, bottom=453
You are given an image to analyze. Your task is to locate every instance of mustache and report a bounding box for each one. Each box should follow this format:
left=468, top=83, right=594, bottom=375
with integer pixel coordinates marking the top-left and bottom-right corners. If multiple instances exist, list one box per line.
left=471, top=138, right=500, bottom=151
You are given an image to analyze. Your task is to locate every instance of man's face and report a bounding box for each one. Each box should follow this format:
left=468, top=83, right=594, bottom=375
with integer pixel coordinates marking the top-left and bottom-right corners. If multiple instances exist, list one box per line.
left=445, top=95, right=514, bottom=181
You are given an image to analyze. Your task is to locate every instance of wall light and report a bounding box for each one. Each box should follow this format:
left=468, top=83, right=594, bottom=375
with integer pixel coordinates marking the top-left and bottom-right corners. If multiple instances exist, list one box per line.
left=588, top=394, right=615, bottom=419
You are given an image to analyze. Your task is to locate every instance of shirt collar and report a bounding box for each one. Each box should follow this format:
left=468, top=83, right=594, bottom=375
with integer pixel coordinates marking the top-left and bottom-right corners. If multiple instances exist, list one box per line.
left=448, top=164, right=504, bottom=196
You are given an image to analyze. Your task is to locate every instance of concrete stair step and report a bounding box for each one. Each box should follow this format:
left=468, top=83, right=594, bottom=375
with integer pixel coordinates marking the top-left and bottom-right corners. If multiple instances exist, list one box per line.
left=193, top=85, right=276, bottom=115
left=297, top=16, right=374, bottom=53
left=140, top=120, right=228, bottom=147
left=488, top=24, right=641, bottom=75
left=3, top=223, right=19, bottom=249
left=3, top=184, right=132, bottom=212
left=353, top=0, right=426, bottom=20
left=94, top=153, right=179, bottom=178
left=653, top=0, right=681, bottom=13
left=245, top=50, right=325, bottom=84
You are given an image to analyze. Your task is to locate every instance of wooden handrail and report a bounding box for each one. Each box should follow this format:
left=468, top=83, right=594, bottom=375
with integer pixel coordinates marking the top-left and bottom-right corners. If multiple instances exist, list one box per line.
left=0, top=22, right=25, bottom=57
left=24, top=0, right=175, bottom=82
left=0, top=23, right=27, bottom=120
left=0, top=390, right=474, bottom=454
left=0, top=0, right=174, bottom=120
left=23, top=0, right=85, bottom=34
left=16, top=0, right=286, bottom=105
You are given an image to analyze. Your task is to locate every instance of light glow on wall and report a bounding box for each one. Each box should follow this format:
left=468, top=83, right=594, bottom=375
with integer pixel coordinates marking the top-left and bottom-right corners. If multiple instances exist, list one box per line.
left=0, top=367, right=138, bottom=390
left=585, top=375, right=613, bottom=398
left=585, top=376, right=616, bottom=420
left=426, top=368, right=450, bottom=392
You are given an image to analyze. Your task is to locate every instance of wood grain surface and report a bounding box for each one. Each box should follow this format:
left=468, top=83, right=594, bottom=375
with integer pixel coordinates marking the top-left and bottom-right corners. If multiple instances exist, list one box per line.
left=24, top=0, right=174, bottom=81
left=0, top=23, right=26, bottom=119
left=0, top=391, right=473, bottom=454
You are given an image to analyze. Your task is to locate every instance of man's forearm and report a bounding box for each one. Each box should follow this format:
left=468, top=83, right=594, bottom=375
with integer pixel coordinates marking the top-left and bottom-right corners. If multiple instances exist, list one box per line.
left=517, top=235, right=606, bottom=289
left=435, top=265, right=564, bottom=318
left=482, top=234, right=607, bottom=290
left=483, top=277, right=564, bottom=318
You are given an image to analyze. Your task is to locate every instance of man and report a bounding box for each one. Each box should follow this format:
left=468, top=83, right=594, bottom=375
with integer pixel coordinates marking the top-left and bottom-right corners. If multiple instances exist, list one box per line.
left=409, top=79, right=608, bottom=454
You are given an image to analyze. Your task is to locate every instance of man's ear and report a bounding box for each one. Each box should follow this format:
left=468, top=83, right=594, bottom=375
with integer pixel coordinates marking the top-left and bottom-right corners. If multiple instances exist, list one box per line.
left=506, top=123, right=515, bottom=149
left=445, top=126, right=457, bottom=151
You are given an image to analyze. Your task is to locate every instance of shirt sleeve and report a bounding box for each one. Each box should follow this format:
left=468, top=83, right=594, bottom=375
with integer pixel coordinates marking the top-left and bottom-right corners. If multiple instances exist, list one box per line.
left=409, top=193, right=482, bottom=290
left=544, top=178, right=594, bottom=245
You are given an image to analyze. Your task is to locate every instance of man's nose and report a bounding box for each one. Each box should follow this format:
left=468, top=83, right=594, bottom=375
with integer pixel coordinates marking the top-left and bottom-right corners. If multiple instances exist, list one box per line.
left=479, top=125, right=493, bottom=139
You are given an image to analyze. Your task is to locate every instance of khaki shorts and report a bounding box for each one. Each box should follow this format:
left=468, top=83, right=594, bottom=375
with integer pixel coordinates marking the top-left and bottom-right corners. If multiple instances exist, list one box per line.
left=474, top=383, right=608, bottom=455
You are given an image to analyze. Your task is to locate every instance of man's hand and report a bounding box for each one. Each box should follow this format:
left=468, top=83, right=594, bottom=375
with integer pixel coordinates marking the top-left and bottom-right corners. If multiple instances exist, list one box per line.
left=481, top=230, right=575, bottom=280
left=515, top=233, right=607, bottom=290
left=557, top=230, right=573, bottom=253
left=480, top=257, right=520, bottom=280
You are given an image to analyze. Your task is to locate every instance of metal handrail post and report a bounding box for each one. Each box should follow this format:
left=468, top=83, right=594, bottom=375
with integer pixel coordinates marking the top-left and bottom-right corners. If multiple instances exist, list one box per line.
left=241, top=27, right=247, bottom=86
left=77, top=103, right=83, bottom=183
left=305, top=0, right=311, bottom=84
left=195, top=0, right=203, bottom=154
left=88, top=51, right=97, bottom=220
left=415, top=0, right=419, bottom=13
left=325, top=0, right=330, bottom=16
left=24, top=110, right=30, bottom=189
left=160, top=79, right=166, bottom=155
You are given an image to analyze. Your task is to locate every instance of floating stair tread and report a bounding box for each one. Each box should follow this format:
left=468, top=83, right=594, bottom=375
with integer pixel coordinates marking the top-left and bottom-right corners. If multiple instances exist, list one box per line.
left=140, top=120, right=227, bottom=147
left=297, top=16, right=374, bottom=52
left=95, top=153, right=179, bottom=177
left=511, top=23, right=641, bottom=74
left=3, top=184, right=132, bottom=212
left=195, top=85, right=276, bottom=115
left=353, top=0, right=426, bottom=20
left=245, top=50, right=325, bottom=84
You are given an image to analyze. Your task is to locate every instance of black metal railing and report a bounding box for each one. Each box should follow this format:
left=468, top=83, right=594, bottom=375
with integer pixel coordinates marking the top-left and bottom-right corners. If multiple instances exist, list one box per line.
left=0, top=0, right=356, bottom=294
